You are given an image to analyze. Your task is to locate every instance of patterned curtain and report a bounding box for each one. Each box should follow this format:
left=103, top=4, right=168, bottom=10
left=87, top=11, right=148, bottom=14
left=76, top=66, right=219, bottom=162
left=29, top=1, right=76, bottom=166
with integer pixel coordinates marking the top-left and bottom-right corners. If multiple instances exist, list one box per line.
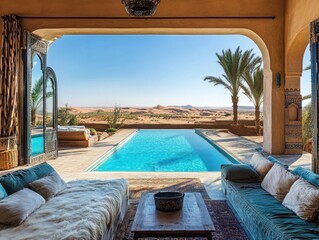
left=0, top=15, right=21, bottom=138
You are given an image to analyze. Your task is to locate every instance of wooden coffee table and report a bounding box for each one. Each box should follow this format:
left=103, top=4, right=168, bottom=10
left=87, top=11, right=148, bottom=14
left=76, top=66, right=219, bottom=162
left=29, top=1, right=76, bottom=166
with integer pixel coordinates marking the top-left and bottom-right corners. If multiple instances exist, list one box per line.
left=131, top=192, right=215, bottom=239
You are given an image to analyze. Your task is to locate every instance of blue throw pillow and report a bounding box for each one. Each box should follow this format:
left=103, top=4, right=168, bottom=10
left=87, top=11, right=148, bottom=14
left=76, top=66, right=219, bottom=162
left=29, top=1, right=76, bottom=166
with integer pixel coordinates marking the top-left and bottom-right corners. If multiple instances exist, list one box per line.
left=0, top=168, right=38, bottom=195
left=0, top=163, right=55, bottom=195
left=292, top=167, right=319, bottom=187
left=0, top=183, right=8, bottom=200
left=267, top=156, right=288, bottom=168
left=32, top=162, right=55, bottom=179
left=221, top=164, right=260, bottom=182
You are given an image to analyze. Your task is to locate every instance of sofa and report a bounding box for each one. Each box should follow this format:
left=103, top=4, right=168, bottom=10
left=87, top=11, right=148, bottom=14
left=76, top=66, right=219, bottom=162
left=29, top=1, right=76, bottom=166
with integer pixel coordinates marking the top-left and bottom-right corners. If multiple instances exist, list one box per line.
left=221, top=156, right=319, bottom=240
left=0, top=163, right=128, bottom=240
left=58, top=126, right=98, bottom=147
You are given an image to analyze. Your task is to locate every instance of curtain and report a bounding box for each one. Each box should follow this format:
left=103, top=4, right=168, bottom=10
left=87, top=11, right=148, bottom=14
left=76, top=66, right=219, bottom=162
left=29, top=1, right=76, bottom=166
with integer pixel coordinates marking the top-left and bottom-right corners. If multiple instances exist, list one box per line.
left=0, top=15, right=21, bottom=137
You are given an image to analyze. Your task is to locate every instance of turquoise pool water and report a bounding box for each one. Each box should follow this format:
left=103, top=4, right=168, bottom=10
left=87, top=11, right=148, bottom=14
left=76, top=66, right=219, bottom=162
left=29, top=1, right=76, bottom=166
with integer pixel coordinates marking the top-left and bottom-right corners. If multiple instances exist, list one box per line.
left=31, top=134, right=44, bottom=156
left=93, top=130, right=236, bottom=172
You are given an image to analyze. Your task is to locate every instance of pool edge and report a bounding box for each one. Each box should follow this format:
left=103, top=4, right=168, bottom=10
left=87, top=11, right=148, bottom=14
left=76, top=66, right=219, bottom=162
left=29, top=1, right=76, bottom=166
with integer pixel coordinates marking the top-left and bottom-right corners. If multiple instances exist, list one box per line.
left=85, top=130, right=138, bottom=172
left=195, top=129, right=239, bottom=164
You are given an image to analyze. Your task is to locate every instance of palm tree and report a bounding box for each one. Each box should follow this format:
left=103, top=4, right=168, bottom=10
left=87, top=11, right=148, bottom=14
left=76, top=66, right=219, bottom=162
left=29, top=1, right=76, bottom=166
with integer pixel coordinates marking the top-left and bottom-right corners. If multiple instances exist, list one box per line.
left=241, top=68, right=263, bottom=135
left=31, top=77, right=53, bottom=127
left=204, top=47, right=262, bottom=124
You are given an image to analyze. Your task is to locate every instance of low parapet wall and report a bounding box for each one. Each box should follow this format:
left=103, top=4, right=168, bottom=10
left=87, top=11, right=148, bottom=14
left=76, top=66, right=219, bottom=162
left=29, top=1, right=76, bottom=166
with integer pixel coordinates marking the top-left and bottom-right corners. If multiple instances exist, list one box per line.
left=81, top=122, right=263, bottom=136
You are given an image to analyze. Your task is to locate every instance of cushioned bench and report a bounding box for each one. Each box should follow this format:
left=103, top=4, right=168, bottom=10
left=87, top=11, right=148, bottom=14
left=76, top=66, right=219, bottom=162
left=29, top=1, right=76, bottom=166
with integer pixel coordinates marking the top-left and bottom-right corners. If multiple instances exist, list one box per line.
left=0, top=163, right=128, bottom=240
left=222, top=164, right=319, bottom=240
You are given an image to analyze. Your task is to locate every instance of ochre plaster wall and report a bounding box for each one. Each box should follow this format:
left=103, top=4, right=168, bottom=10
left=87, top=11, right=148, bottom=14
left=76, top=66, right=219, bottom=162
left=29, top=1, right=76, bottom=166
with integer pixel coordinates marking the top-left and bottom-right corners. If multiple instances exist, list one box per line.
left=285, top=0, right=319, bottom=89
left=0, top=0, right=286, bottom=153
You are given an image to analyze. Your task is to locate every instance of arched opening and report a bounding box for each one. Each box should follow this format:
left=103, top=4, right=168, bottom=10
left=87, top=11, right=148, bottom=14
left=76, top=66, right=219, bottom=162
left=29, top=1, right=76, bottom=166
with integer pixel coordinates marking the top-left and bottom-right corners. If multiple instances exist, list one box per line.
left=36, top=28, right=272, bottom=152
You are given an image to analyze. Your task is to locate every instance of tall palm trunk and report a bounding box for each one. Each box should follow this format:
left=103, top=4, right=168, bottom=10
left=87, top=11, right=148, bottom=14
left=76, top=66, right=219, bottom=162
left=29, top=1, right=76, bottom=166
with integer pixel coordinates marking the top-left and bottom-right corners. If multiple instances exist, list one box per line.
left=232, top=96, right=239, bottom=124
left=255, top=105, right=261, bottom=135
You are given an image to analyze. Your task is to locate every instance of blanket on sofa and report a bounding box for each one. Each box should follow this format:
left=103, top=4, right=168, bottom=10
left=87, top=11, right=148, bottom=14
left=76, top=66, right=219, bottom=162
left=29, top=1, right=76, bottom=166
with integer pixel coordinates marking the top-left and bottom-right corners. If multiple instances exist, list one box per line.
left=0, top=179, right=128, bottom=240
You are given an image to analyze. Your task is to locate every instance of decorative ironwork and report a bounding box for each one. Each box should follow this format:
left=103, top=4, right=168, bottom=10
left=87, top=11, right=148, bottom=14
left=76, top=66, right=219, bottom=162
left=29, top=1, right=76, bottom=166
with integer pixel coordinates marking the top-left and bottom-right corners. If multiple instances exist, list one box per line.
left=121, top=0, right=160, bottom=17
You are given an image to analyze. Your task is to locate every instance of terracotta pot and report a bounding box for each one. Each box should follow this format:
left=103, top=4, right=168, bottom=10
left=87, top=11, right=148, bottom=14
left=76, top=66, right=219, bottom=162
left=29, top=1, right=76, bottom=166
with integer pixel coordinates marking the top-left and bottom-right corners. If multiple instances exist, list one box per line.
left=0, top=136, right=17, bottom=152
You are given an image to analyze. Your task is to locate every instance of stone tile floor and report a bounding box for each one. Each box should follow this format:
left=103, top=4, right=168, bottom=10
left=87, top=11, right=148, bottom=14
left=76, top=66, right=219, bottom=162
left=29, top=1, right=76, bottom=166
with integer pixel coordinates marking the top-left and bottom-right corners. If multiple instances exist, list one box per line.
left=0, top=129, right=312, bottom=200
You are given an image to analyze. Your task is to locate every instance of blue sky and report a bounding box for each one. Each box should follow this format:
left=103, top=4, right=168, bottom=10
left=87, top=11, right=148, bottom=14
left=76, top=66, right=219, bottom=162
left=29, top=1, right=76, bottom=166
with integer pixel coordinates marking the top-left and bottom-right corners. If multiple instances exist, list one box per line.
left=47, top=35, right=311, bottom=108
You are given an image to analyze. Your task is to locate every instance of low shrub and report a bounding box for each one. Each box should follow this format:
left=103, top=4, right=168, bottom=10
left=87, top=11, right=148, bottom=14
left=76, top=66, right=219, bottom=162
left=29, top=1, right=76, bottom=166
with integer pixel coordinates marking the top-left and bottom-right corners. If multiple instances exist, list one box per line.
left=106, top=128, right=117, bottom=133
left=90, top=128, right=97, bottom=135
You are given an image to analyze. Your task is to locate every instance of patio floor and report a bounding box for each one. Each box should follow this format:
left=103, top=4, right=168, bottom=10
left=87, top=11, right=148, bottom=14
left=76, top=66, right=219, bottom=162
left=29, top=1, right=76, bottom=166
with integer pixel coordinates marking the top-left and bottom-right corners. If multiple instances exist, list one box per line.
left=0, top=129, right=312, bottom=200
left=46, top=129, right=312, bottom=200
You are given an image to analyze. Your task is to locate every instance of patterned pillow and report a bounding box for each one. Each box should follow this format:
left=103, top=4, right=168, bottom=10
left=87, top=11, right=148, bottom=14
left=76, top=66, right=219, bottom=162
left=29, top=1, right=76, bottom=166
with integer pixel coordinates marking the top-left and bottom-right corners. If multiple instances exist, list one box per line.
left=261, top=164, right=299, bottom=201
left=250, top=152, right=274, bottom=178
left=283, top=178, right=319, bottom=221
left=0, top=188, right=45, bottom=225
left=29, top=171, right=67, bottom=201
left=0, top=183, right=8, bottom=200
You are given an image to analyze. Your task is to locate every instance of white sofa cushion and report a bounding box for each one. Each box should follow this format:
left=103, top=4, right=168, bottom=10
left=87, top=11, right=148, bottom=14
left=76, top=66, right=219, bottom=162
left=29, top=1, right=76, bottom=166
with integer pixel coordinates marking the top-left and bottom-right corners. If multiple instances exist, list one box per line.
left=0, top=179, right=128, bottom=239
left=261, top=164, right=299, bottom=201
left=283, top=178, right=319, bottom=221
left=250, top=152, right=274, bottom=178
left=29, top=171, right=67, bottom=201
left=0, top=188, right=45, bottom=226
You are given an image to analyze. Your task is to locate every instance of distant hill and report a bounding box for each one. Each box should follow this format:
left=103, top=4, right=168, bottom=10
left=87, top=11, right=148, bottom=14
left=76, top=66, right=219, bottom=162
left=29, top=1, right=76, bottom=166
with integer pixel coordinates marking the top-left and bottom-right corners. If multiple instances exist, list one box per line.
left=168, top=105, right=196, bottom=109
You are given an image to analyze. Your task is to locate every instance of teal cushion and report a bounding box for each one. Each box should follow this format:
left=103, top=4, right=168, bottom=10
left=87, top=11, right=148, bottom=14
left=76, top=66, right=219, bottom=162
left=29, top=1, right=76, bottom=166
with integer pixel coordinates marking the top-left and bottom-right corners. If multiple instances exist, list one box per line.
left=221, top=164, right=259, bottom=182
left=0, top=163, right=55, bottom=195
left=267, top=156, right=288, bottom=168
left=228, top=181, right=319, bottom=239
left=292, top=167, right=319, bottom=187
left=32, top=162, right=55, bottom=179
left=0, top=183, right=8, bottom=200
left=0, top=169, right=38, bottom=195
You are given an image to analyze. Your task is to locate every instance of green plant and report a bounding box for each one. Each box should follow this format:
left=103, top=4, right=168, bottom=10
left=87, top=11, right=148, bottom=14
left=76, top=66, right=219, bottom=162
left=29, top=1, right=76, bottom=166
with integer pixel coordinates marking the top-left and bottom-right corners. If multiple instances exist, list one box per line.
left=106, top=106, right=125, bottom=129
left=106, top=128, right=117, bottom=133
left=204, top=47, right=261, bottom=124
left=58, top=104, right=78, bottom=126
left=31, top=77, right=53, bottom=127
left=68, top=115, right=78, bottom=126
left=241, top=67, right=263, bottom=135
left=58, top=104, right=71, bottom=125
left=302, top=102, right=313, bottom=145
left=90, top=128, right=97, bottom=135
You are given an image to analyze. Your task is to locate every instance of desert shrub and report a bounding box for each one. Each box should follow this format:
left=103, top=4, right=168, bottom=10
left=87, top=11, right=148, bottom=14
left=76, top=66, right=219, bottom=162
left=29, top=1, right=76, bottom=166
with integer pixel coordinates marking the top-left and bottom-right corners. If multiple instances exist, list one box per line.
left=224, top=112, right=231, bottom=117
left=106, top=128, right=117, bottom=133
left=68, top=115, right=78, bottom=126
left=90, top=128, right=97, bottom=135
left=302, top=102, right=313, bottom=144
left=58, top=104, right=72, bottom=125
left=106, top=106, right=125, bottom=129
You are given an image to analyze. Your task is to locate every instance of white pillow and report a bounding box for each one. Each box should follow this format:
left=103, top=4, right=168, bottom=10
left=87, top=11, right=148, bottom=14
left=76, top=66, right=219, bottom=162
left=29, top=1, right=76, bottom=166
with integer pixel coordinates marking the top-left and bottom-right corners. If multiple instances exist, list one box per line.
left=250, top=152, right=274, bottom=178
left=0, top=188, right=45, bottom=225
left=283, top=178, right=319, bottom=221
left=29, top=171, right=67, bottom=201
left=261, top=164, right=299, bottom=201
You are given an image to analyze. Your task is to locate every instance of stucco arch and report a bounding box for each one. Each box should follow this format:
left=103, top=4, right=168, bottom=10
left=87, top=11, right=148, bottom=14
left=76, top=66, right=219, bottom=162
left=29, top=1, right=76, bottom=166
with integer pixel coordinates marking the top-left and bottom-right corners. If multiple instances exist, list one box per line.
left=33, top=27, right=276, bottom=152
left=285, top=26, right=309, bottom=89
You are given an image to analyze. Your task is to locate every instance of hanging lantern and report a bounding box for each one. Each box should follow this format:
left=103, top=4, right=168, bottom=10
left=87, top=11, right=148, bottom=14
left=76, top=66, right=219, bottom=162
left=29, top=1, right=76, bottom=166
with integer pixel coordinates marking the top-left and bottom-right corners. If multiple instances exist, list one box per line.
left=121, top=0, right=161, bottom=17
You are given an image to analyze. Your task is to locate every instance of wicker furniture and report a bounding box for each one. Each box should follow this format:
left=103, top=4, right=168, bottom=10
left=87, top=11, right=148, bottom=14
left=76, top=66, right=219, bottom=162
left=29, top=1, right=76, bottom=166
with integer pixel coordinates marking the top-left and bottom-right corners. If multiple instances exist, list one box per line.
left=0, top=149, right=18, bottom=170
left=131, top=192, right=215, bottom=240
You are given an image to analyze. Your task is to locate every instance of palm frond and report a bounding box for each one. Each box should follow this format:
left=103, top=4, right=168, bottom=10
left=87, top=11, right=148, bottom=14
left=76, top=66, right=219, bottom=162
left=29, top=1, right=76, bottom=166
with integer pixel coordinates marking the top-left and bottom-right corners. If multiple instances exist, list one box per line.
left=204, top=76, right=232, bottom=93
left=302, top=94, right=311, bottom=101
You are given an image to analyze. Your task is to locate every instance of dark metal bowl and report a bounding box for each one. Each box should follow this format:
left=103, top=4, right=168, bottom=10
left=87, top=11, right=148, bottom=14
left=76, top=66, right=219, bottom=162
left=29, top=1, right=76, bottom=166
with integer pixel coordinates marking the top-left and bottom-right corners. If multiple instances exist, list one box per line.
left=154, top=192, right=184, bottom=212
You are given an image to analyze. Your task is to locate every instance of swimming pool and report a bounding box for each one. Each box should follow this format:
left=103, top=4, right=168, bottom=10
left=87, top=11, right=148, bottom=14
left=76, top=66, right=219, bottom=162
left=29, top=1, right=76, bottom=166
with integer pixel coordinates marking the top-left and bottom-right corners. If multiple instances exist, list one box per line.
left=31, top=134, right=44, bottom=156
left=91, top=130, right=237, bottom=172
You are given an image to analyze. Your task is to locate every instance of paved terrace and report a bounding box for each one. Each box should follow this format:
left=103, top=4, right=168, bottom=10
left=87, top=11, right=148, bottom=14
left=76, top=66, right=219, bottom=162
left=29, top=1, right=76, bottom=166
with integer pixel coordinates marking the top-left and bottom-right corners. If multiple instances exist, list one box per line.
left=0, top=129, right=312, bottom=200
